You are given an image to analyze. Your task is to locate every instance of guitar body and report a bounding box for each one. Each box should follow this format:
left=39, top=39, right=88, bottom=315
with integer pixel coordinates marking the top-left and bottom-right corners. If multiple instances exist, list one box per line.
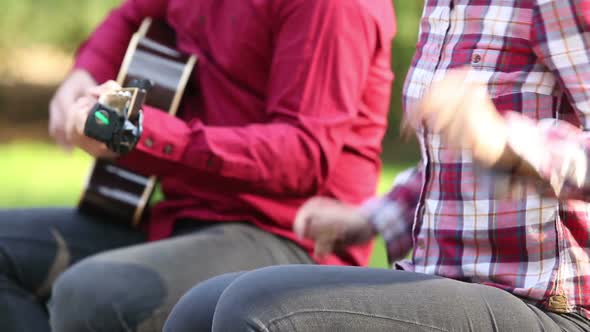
left=78, top=18, right=197, bottom=226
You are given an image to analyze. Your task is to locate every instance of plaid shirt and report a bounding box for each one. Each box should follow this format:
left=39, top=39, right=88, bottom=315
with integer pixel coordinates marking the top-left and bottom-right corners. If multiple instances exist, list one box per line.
left=367, top=0, right=590, bottom=319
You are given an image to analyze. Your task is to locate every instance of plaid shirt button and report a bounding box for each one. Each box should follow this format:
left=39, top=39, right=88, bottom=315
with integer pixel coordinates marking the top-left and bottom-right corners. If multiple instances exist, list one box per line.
left=417, top=239, right=425, bottom=250
left=471, top=53, right=482, bottom=64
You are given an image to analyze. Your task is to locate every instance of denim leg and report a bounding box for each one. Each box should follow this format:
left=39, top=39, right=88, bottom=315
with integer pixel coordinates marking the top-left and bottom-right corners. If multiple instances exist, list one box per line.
left=164, top=272, right=244, bottom=332
left=49, top=259, right=167, bottom=332
left=0, top=208, right=144, bottom=332
left=49, top=223, right=312, bottom=332
left=207, top=265, right=587, bottom=332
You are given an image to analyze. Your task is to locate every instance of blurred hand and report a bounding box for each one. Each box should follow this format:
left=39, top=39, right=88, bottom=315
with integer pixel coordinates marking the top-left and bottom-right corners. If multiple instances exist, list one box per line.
left=407, top=69, right=508, bottom=168
left=63, top=81, right=121, bottom=159
left=294, top=197, right=374, bottom=260
left=49, top=69, right=97, bottom=150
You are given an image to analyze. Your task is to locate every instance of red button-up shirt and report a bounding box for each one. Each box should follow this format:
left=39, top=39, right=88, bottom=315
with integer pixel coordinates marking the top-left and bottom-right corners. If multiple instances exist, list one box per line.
left=74, top=0, right=396, bottom=266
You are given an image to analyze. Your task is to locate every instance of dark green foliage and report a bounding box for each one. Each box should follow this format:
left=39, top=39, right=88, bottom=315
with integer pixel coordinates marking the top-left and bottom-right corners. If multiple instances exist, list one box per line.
left=385, top=0, right=423, bottom=164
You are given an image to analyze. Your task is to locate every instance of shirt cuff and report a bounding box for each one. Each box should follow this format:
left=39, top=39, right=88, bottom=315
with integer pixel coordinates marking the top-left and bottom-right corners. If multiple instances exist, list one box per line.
left=133, top=106, right=189, bottom=162
left=362, top=197, right=409, bottom=238
left=361, top=196, right=414, bottom=262
left=503, top=112, right=589, bottom=195
left=117, top=106, right=193, bottom=176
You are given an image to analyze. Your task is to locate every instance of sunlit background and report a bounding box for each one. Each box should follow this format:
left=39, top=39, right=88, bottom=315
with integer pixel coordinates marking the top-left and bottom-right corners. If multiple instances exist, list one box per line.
left=0, top=0, right=423, bottom=267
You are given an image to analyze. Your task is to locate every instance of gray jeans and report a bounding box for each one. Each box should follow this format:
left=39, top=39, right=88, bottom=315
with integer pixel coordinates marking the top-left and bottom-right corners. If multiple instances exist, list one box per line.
left=0, top=208, right=312, bottom=332
left=165, top=265, right=590, bottom=332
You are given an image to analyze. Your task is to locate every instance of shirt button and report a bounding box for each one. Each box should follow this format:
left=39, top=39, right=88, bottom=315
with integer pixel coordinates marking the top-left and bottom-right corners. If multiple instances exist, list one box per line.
left=206, top=156, right=215, bottom=169
left=417, top=239, right=425, bottom=250
left=144, top=137, right=154, bottom=148
left=472, top=53, right=482, bottom=64
left=163, top=144, right=174, bottom=155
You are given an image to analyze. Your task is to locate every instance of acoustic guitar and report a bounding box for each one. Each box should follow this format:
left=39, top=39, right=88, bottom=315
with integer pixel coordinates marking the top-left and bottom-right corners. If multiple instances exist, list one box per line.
left=78, top=18, right=197, bottom=226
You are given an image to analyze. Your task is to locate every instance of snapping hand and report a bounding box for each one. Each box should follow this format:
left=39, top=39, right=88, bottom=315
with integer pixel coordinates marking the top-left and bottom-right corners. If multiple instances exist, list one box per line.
left=294, top=197, right=374, bottom=261
left=406, top=69, right=508, bottom=168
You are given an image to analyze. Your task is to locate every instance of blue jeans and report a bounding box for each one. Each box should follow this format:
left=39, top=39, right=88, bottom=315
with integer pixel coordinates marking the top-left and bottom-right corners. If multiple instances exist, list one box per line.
left=0, top=208, right=312, bottom=332
left=165, top=265, right=590, bottom=332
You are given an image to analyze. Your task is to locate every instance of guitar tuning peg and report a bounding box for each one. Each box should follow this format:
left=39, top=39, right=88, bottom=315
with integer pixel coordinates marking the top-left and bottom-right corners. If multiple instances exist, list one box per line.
left=128, top=78, right=154, bottom=92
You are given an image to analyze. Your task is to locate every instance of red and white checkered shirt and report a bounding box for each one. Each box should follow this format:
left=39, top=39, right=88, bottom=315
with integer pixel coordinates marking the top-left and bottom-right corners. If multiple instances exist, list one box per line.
left=367, top=0, right=590, bottom=318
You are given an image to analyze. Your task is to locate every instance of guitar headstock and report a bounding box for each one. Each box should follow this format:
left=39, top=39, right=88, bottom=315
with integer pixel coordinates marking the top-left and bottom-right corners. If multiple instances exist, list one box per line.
left=98, top=87, right=146, bottom=124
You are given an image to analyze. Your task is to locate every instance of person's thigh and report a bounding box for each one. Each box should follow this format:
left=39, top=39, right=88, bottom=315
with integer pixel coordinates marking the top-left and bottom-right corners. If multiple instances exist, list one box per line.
left=0, top=208, right=144, bottom=298
left=210, top=265, right=580, bottom=332
left=164, top=271, right=245, bottom=332
left=49, top=222, right=312, bottom=332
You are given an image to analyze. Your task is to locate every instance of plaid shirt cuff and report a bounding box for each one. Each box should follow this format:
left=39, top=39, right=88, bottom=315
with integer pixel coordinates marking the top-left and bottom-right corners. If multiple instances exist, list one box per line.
left=503, top=112, right=590, bottom=198
left=361, top=167, right=423, bottom=263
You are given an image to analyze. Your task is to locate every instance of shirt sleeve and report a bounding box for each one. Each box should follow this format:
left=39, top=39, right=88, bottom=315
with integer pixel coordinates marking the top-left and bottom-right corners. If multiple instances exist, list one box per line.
left=361, top=166, right=423, bottom=263
left=74, top=0, right=168, bottom=83
left=492, top=0, right=590, bottom=199
left=117, top=0, right=386, bottom=197
left=494, top=113, right=590, bottom=200
left=531, top=0, right=590, bottom=122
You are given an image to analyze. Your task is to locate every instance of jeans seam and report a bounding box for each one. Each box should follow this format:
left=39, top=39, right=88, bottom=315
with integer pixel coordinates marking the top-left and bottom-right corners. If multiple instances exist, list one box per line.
left=263, top=309, right=450, bottom=332
left=79, top=301, right=138, bottom=332
left=112, top=302, right=134, bottom=332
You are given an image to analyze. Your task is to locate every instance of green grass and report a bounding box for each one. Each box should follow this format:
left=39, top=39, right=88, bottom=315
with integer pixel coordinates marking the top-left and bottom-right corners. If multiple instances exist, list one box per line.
left=0, top=142, right=92, bottom=206
left=0, top=142, right=413, bottom=268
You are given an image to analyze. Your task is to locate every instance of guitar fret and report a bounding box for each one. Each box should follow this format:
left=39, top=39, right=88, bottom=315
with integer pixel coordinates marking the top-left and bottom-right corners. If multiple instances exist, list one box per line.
left=104, top=165, right=149, bottom=185
left=97, top=186, right=141, bottom=206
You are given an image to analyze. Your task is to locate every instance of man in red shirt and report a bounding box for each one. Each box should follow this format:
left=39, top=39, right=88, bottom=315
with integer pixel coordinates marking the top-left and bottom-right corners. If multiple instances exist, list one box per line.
left=0, top=0, right=395, bottom=331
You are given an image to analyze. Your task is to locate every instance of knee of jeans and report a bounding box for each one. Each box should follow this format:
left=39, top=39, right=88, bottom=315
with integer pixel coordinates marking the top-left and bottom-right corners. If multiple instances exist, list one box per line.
left=163, top=291, right=205, bottom=332
left=164, top=271, right=244, bottom=332
left=212, top=267, right=291, bottom=331
left=48, top=258, right=166, bottom=332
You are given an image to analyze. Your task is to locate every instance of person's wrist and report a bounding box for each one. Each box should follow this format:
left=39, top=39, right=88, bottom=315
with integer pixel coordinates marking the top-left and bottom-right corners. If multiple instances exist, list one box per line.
left=70, top=68, right=96, bottom=84
left=327, top=206, right=373, bottom=246
left=473, top=111, right=509, bottom=168
left=354, top=206, right=377, bottom=238
left=490, top=142, right=520, bottom=172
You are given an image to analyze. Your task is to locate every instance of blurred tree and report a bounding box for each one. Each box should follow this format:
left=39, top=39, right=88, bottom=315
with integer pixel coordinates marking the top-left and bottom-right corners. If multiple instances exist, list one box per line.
left=385, top=0, right=423, bottom=164
left=0, top=0, right=120, bottom=52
